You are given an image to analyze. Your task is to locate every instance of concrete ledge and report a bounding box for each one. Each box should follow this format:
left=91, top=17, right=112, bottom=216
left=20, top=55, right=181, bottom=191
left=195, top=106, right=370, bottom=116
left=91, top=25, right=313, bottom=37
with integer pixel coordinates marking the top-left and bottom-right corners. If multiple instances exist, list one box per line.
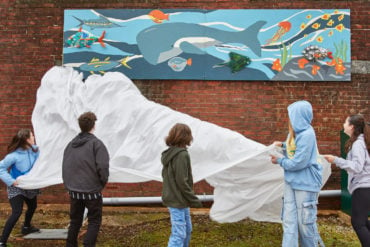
left=352, top=60, right=370, bottom=74
left=23, top=229, right=68, bottom=240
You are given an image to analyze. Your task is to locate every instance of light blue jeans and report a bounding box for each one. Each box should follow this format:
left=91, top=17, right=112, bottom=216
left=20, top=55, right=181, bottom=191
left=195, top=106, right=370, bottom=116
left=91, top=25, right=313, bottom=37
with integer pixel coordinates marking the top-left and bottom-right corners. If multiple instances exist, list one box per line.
left=168, top=207, right=192, bottom=247
left=282, top=183, right=325, bottom=247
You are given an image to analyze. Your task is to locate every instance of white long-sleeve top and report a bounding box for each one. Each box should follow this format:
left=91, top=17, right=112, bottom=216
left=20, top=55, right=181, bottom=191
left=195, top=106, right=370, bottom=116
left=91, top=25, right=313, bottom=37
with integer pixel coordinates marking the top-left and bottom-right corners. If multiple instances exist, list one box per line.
left=334, top=134, right=370, bottom=194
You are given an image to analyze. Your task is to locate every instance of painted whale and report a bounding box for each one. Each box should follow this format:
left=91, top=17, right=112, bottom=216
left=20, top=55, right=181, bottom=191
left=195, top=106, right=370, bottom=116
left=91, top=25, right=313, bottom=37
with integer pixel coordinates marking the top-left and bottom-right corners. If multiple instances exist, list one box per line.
left=136, top=21, right=267, bottom=65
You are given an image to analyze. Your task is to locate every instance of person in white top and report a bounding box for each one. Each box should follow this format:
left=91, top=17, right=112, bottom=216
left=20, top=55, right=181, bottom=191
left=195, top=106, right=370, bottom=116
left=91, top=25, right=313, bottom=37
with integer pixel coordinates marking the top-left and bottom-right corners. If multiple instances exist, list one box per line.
left=324, top=114, right=370, bottom=247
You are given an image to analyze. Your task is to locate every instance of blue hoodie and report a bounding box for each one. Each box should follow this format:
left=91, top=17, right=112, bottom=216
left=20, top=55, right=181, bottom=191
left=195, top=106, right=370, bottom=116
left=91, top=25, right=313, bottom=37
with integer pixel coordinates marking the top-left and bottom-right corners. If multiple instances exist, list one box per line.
left=277, top=101, right=323, bottom=192
left=0, top=145, right=39, bottom=186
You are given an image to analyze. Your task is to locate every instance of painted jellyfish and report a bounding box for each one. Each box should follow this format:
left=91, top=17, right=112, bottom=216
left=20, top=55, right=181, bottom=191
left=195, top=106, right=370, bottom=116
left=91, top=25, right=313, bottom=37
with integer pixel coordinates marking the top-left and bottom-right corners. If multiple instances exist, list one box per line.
left=168, top=57, right=192, bottom=72
left=266, top=21, right=291, bottom=45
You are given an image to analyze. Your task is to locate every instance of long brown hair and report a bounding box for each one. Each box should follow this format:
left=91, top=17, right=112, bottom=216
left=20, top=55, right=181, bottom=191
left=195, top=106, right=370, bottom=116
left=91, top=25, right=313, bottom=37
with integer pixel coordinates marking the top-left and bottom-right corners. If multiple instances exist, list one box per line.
left=165, top=123, right=193, bottom=148
left=345, top=114, right=370, bottom=153
left=7, top=129, right=38, bottom=154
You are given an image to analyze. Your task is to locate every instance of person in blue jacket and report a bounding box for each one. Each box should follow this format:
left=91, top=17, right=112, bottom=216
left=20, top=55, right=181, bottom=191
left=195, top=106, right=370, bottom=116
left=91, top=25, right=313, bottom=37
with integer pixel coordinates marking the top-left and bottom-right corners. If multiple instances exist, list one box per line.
left=270, top=100, right=325, bottom=247
left=0, top=129, right=41, bottom=247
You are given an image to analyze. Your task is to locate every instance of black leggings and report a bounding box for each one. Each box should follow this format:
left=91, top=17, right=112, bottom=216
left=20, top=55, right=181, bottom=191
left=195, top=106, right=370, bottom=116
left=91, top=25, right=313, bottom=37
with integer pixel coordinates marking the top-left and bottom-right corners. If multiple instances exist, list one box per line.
left=0, top=195, right=37, bottom=243
left=351, top=188, right=370, bottom=247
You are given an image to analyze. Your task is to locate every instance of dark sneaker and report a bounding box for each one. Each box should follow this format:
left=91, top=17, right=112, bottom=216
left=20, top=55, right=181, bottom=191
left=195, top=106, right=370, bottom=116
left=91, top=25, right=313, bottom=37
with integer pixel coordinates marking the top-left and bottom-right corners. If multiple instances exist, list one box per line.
left=0, top=242, right=6, bottom=247
left=21, top=225, right=40, bottom=235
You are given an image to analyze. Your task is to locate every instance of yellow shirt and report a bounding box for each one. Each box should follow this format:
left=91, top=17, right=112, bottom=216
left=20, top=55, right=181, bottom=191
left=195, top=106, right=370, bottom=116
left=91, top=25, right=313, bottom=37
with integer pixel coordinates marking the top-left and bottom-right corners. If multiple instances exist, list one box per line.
left=286, top=136, right=296, bottom=159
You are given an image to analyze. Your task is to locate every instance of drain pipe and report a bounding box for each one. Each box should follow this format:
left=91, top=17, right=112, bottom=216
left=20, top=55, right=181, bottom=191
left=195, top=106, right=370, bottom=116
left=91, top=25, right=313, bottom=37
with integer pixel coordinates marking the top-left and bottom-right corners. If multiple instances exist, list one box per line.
left=102, top=190, right=340, bottom=205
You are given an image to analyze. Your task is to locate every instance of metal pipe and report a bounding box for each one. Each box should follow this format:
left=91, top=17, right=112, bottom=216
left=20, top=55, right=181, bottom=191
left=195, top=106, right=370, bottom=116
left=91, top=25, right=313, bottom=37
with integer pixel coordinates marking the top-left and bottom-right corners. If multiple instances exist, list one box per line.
left=102, top=190, right=341, bottom=205
left=318, top=189, right=341, bottom=197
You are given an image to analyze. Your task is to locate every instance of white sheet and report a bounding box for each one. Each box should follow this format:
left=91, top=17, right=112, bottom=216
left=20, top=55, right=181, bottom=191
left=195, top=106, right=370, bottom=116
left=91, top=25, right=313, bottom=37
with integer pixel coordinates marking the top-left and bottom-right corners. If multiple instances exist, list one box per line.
left=17, top=66, right=331, bottom=223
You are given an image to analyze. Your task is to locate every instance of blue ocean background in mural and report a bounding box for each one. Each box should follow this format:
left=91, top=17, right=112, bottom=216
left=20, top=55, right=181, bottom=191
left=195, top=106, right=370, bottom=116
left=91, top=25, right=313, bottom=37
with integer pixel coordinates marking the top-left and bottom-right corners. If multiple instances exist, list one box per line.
left=63, top=9, right=351, bottom=81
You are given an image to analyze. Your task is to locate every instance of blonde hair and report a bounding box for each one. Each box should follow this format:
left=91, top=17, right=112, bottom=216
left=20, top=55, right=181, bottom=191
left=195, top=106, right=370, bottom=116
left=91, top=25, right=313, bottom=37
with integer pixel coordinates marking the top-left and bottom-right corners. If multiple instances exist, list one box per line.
left=287, top=121, right=295, bottom=147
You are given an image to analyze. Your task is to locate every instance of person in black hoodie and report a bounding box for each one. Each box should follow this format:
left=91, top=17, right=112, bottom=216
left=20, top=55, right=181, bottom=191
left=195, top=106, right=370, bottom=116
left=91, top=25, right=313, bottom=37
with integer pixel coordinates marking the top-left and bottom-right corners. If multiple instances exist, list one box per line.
left=161, top=123, right=202, bottom=247
left=62, top=112, right=109, bottom=247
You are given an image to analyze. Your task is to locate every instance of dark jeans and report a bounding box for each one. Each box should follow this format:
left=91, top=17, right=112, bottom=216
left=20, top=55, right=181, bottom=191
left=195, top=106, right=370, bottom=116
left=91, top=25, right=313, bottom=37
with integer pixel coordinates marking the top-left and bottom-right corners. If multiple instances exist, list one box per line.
left=0, top=195, right=37, bottom=243
left=351, top=187, right=370, bottom=247
left=66, top=196, right=103, bottom=247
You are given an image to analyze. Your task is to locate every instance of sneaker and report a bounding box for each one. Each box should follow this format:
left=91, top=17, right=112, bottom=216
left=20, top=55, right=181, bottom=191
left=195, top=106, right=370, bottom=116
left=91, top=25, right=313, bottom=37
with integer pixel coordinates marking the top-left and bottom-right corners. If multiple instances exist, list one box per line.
left=21, top=225, right=40, bottom=235
left=0, top=242, right=6, bottom=247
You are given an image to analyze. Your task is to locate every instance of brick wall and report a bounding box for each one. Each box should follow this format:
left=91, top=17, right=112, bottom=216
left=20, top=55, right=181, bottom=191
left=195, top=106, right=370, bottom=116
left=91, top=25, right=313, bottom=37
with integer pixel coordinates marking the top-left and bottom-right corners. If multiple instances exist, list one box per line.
left=0, top=0, right=369, bottom=210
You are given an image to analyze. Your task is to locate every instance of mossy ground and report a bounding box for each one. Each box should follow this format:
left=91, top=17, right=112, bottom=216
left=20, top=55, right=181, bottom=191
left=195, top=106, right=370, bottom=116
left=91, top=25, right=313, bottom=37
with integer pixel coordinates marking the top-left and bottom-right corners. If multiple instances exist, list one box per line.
left=0, top=204, right=360, bottom=247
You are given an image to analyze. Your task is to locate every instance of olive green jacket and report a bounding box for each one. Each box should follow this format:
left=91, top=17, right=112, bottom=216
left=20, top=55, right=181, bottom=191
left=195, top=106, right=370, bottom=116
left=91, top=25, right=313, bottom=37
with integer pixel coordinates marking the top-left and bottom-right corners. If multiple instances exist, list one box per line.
left=161, top=146, right=202, bottom=208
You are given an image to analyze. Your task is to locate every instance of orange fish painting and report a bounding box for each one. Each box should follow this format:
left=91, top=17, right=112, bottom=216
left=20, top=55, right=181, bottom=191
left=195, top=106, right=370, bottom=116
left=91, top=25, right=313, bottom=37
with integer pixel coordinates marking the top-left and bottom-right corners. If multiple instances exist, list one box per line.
left=148, top=9, right=169, bottom=23
left=272, top=59, right=282, bottom=72
left=316, top=36, right=323, bottom=43
left=266, top=21, right=291, bottom=44
left=312, top=23, right=321, bottom=29
left=335, top=60, right=346, bottom=75
left=321, top=14, right=331, bottom=20
left=335, top=24, right=345, bottom=32
left=311, top=65, right=320, bottom=75
left=327, top=19, right=334, bottom=26
left=326, top=58, right=346, bottom=75
left=298, top=58, right=309, bottom=69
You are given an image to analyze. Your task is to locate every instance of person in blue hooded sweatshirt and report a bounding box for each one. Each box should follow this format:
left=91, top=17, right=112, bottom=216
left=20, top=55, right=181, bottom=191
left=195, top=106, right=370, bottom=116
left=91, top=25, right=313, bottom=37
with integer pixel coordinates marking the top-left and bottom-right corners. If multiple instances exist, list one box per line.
left=270, top=100, right=325, bottom=247
left=0, top=129, right=41, bottom=247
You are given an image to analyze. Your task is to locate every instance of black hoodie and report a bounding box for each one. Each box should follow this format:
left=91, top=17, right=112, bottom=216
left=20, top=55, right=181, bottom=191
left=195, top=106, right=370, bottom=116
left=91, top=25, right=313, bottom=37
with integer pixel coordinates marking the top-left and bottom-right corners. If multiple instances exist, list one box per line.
left=161, top=146, right=202, bottom=208
left=62, top=132, right=109, bottom=193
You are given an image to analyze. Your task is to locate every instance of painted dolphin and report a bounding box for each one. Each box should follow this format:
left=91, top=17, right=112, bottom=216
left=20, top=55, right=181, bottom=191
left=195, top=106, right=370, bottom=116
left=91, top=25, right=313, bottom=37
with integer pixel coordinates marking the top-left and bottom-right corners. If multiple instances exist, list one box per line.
left=136, top=21, right=266, bottom=65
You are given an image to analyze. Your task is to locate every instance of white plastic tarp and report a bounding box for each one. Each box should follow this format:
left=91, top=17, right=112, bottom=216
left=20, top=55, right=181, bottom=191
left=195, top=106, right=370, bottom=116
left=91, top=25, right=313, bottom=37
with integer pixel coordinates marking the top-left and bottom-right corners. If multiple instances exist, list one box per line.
left=17, top=66, right=331, bottom=223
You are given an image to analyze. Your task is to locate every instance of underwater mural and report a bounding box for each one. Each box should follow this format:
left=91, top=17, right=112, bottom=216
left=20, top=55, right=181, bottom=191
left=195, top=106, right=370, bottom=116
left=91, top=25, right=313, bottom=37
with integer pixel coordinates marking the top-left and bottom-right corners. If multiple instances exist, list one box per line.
left=63, top=9, right=351, bottom=81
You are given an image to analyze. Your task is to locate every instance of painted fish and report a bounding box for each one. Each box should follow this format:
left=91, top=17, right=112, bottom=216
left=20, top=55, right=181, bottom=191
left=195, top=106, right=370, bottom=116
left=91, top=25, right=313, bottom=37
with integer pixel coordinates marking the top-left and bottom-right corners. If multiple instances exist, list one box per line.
left=73, top=15, right=121, bottom=30
left=168, top=57, right=192, bottom=72
left=79, top=56, right=131, bottom=74
left=216, top=52, right=251, bottom=73
left=311, top=64, right=320, bottom=75
left=136, top=21, right=266, bottom=65
left=148, top=9, right=169, bottom=24
left=326, top=58, right=346, bottom=75
left=272, top=58, right=282, bottom=72
left=298, top=58, right=309, bottom=69
left=262, top=13, right=350, bottom=50
left=66, top=28, right=106, bottom=48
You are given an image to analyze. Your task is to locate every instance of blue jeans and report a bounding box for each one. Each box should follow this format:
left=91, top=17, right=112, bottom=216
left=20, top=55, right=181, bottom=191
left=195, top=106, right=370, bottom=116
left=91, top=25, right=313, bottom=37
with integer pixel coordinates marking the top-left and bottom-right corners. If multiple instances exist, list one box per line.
left=282, top=183, right=325, bottom=247
left=168, top=207, right=192, bottom=247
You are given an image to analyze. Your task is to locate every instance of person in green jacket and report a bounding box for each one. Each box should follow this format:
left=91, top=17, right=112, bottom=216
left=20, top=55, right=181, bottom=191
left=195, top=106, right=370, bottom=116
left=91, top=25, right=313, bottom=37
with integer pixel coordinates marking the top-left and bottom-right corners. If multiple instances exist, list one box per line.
left=161, top=123, right=202, bottom=247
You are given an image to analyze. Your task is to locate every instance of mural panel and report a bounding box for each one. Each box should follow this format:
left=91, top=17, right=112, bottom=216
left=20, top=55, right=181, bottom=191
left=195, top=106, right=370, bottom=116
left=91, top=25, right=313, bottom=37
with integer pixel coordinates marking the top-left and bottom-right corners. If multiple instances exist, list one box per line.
left=63, top=9, right=351, bottom=81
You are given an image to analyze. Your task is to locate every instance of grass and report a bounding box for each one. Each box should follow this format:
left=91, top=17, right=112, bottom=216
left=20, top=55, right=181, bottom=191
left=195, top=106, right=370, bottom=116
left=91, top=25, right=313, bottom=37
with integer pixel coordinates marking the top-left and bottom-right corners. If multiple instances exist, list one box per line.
left=0, top=204, right=361, bottom=247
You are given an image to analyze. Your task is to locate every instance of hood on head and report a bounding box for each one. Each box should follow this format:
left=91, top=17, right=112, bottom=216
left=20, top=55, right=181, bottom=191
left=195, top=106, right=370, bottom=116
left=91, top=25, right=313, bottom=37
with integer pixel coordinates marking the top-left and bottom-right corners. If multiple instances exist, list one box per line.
left=71, top=132, right=94, bottom=148
left=288, top=100, right=313, bottom=133
left=161, top=146, right=186, bottom=166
